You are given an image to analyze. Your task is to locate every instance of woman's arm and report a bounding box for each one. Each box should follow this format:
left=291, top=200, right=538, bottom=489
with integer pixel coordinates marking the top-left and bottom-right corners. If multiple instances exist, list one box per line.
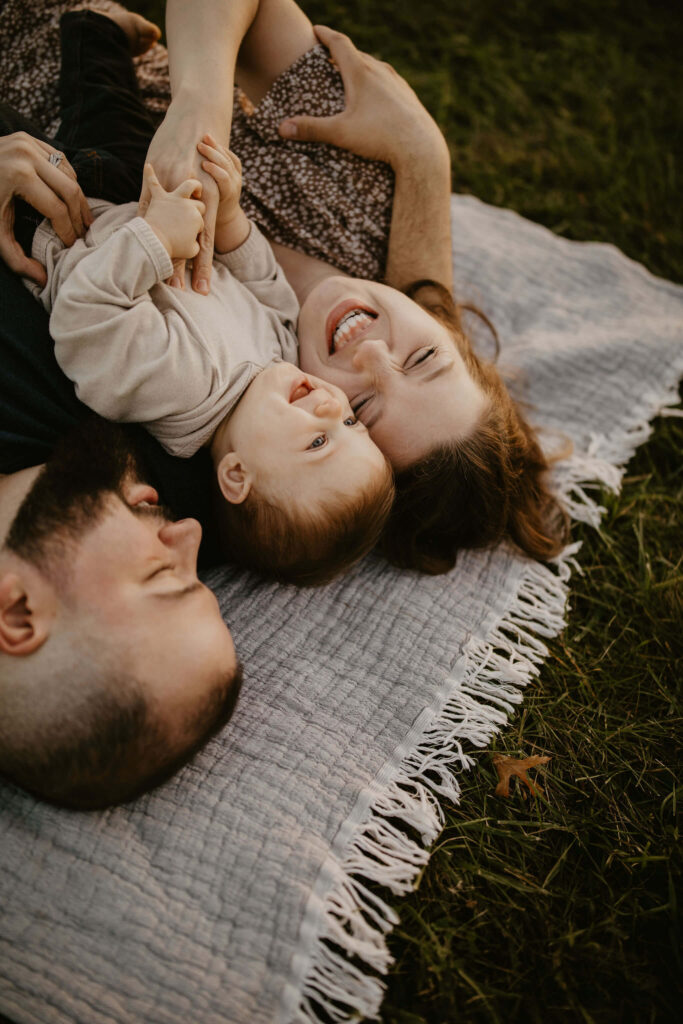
left=277, top=25, right=453, bottom=291
left=140, top=0, right=259, bottom=294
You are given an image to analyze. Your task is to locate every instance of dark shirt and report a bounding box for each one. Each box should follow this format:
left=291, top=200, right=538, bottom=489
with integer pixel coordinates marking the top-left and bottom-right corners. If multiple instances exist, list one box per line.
left=0, top=260, right=220, bottom=565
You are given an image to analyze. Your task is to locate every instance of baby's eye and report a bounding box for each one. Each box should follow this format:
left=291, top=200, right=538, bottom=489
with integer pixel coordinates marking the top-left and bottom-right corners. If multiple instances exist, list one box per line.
left=308, top=434, right=327, bottom=450
left=343, top=415, right=358, bottom=427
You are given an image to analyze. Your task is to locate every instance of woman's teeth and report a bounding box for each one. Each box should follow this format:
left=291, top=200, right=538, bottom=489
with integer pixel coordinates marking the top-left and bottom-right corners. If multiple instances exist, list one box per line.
left=331, top=309, right=376, bottom=353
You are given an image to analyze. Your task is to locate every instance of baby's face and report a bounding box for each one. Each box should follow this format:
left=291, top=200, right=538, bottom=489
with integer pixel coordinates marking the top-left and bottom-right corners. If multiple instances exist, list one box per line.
left=225, top=363, right=388, bottom=507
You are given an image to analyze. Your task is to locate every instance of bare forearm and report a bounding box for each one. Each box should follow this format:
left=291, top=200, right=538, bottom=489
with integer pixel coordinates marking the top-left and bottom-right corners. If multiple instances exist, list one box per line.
left=384, top=138, right=453, bottom=293
left=165, top=0, right=259, bottom=132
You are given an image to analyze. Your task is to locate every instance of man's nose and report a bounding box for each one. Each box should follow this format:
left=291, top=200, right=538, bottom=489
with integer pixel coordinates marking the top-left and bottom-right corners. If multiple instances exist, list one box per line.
left=313, top=392, right=343, bottom=419
left=352, top=338, right=392, bottom=376
left=158, top=517, right=202, bottom=564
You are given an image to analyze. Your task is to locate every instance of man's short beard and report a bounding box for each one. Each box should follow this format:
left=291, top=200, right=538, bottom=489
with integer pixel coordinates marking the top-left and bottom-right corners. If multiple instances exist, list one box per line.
left=5, top=416, right=150, bottom=572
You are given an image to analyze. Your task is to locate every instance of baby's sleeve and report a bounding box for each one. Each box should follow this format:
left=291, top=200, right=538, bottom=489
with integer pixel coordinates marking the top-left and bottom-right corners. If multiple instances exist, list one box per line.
left=49, top=218, right=196, bottom=427
left=215, top=221, right=299, bottom=332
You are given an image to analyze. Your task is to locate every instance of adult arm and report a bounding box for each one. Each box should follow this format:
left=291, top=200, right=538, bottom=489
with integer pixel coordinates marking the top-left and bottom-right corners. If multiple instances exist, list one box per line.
left=216, top=221, right=299, bottom=332
left=0, top=133, right=91, bottom=285
left=277, top=26, right=453, bottom=292
left=140, top=0, right=259, bottom=294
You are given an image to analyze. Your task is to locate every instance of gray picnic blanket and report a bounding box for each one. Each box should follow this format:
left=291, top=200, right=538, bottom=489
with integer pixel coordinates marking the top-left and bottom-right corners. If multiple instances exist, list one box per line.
left=1, top=192, right=681, bottom=1024
left=1, top=3, right=682, bottom=1023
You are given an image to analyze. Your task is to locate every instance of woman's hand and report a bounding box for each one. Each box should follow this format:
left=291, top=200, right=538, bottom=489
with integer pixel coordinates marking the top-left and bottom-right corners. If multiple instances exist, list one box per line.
left=278, top=25, right=448, bottom=169
left=197, top=135, right=251, bottom=253
left=0, top=132, right=92, bottom=285
left=141, top=163, right=206, bottom=263
left=139, top=102, right=227, bottom=293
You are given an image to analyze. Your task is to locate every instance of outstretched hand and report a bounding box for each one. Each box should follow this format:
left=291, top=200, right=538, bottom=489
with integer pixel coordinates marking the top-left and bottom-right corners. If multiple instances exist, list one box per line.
left=139, top=104, right=225, bottom=293
left=0, top=132, right=92, bottom=285
left=277, top=25, right=447, bottom=168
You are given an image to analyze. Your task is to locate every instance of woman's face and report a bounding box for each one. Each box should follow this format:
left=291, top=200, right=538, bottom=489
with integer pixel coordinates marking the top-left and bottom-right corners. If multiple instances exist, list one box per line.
left=297, top=278, right=488, bottom=468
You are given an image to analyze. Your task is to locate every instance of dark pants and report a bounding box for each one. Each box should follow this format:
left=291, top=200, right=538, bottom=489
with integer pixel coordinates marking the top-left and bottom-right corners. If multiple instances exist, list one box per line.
left=0, top=11, right=218, bottom=559
left=3, top=10, right=160, bottom=253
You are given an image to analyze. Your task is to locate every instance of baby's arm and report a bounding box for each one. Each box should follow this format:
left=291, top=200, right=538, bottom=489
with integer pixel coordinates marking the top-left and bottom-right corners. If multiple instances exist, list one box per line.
left=49, top=210, right=207, bottom=433
left=197, top=136, right=251, bottom=254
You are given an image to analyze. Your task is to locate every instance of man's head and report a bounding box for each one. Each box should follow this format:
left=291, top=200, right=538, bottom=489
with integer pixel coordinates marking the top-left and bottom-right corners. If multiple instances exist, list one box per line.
left=0, top=420, right=241, bottom=809
left=211, top=363, right=394, bottom=586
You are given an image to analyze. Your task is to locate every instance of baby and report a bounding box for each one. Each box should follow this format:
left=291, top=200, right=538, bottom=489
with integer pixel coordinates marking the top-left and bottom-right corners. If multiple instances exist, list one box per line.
left=28, top=139, right=394, bottom=585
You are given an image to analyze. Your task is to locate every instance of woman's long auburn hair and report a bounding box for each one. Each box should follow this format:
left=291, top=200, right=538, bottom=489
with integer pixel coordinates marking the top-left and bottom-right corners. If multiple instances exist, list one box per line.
left=379, top=281, right=570, bottom=574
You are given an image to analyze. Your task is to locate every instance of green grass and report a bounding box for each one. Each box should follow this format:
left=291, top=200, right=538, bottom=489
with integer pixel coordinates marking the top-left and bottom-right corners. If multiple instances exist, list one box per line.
left=132, top=1, right=682, bottom=1019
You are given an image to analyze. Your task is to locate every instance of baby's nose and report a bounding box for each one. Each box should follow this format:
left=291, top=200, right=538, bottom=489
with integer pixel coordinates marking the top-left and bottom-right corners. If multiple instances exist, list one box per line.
left=313, top=392, right=343, bottom=418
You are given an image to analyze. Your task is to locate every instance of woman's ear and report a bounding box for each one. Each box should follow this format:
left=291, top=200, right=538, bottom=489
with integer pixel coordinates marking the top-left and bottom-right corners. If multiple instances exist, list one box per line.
left=216, top=452, right=253, bottom=505
left=0, top=570, right=53, bottom=656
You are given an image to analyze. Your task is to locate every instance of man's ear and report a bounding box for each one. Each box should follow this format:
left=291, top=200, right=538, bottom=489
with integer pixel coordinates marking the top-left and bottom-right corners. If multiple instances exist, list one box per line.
left=215, top=452, right=253, bottom=505
left=0, top=570, right=54, bottom=656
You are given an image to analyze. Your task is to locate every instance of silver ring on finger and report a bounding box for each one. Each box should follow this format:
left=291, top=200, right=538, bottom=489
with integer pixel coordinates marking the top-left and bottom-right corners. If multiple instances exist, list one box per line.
left=48, top=151, right=64, bottom=168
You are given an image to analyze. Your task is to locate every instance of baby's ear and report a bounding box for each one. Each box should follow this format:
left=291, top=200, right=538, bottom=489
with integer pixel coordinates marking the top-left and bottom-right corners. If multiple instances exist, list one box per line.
left=216, top=452, right=252, bottom=505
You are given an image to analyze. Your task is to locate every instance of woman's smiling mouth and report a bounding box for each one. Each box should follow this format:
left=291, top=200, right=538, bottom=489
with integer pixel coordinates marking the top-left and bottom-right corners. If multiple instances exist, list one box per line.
left=326, top=301, right=378, bottom=354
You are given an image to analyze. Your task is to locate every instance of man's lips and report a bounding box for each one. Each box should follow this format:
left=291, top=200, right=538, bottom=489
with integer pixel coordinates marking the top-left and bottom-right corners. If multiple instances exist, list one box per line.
left=326, top=300, right=377, bottom=355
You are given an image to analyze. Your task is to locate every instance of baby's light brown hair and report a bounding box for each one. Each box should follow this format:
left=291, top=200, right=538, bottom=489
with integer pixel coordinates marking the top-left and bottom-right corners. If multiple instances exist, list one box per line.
left=215, top=457, right=395, bottom=586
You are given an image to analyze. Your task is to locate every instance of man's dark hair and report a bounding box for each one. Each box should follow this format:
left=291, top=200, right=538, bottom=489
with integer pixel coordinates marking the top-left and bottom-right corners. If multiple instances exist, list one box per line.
left=0, top=653, right=243, bottom=810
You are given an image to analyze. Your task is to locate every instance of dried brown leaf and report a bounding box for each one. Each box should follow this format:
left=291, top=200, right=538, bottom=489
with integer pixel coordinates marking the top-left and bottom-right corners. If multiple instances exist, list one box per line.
left=492, top=754, right=552, bottom=798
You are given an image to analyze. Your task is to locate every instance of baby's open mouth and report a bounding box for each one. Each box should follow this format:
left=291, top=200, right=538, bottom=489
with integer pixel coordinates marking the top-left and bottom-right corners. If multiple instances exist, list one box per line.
left=289, top=377, right=314, bottom=403
left=327, top=304, right=378, bottom=354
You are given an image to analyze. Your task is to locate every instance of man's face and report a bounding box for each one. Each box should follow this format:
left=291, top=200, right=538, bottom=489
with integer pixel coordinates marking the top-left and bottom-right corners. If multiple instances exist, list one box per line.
left=6, top=421, right=238, bottom=740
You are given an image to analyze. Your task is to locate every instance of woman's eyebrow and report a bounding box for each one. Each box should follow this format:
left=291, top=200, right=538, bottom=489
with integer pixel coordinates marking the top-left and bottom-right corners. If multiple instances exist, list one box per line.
left=418, top=360, right=455, bottom=384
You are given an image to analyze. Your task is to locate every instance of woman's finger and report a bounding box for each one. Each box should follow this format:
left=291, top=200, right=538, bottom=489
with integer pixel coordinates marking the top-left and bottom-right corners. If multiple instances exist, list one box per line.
left=191, top=180, right=218, bottom=295
left=37, top=160, right=89, bottom=238
left=0, top=225, right=47, bottom=285
left=16, top=174, right=77, bottom=247
left=30, top=138, right=80, bottom=183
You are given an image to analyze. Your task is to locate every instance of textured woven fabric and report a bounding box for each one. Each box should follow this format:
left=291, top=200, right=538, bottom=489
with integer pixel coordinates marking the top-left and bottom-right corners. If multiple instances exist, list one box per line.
left=1, top=3, right=682, bottom=1023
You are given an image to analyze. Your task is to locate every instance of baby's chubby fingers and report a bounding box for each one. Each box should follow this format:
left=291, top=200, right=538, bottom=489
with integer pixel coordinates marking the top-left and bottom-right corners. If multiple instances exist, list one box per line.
left=172, top=177, right=203, bottom=200
left=197, top=137, right=241, bottom=173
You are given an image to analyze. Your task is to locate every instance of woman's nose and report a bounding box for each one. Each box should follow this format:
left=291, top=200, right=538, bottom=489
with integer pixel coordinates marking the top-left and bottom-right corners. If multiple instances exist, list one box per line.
left=313, top=392, right=343, bottom=418
left=352, top=338, right=392, bottom=376
left=158, top=517, right=202, bottom=565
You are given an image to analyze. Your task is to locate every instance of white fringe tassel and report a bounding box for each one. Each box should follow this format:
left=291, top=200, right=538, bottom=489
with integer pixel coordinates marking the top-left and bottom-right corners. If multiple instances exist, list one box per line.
left=552, top=377, right=683, bottom=527
left=296, top=560, right=570, bottom=1024
left=294, top=378, right=682, bottom=1024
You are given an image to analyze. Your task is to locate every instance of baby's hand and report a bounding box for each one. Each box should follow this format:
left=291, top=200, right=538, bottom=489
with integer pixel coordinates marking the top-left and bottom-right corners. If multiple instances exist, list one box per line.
left=141, top=163, right=206, bottom=262
left=197, top=135, right=250, bottom=253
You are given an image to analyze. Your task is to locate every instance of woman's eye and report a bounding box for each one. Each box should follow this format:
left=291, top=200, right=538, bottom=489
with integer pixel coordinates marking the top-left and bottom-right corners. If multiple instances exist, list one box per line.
left=308, top=434, right=327, bottom=450
left=408, top=347, right=436, bottom=368
left=343, top=415, right=358, bottom=427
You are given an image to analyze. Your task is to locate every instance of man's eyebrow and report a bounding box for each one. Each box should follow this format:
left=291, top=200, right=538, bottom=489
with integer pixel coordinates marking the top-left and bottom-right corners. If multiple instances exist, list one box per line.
left=153, top=581, right=204, bottom=600
left=129, top=502, right=172, bottom=522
